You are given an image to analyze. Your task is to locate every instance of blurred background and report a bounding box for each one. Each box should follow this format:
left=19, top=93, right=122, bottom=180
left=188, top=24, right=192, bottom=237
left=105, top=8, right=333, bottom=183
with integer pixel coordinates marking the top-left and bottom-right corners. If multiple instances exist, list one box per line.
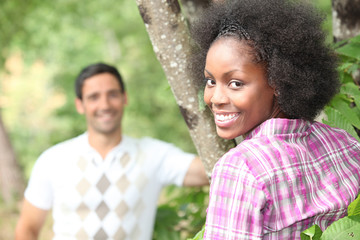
left=0, top=0, right=333, bottom=239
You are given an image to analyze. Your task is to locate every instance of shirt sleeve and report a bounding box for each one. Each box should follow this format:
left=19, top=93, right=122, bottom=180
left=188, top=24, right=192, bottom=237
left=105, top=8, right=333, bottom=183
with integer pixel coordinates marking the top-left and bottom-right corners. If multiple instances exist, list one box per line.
left=24, top=150, right=54, bottom=210
left=204, top=150, right=267, bottom=240
left=142, top=137, right=195, bottom=187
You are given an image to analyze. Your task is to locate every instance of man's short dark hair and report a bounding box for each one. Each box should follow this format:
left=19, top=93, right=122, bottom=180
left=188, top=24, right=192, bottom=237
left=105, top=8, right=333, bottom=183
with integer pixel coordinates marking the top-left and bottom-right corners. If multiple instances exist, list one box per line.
left=75, top=62, right=125, bottom=99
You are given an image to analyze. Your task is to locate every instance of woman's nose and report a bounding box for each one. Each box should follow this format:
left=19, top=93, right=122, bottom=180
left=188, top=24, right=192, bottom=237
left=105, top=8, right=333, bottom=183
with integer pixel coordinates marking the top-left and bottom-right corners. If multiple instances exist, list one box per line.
left=211, top=86, right=228, bottom=105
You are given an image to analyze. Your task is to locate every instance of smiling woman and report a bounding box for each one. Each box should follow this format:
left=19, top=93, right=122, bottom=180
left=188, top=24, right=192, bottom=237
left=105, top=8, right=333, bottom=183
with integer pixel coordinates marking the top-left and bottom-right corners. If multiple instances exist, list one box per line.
left=189, top=0, right=360, bottom=239
left=203, top=38, right=279, bottom=139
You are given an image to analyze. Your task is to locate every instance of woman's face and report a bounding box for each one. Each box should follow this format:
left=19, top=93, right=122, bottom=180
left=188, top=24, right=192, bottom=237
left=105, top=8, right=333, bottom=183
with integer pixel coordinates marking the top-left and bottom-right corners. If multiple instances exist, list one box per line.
left=204, top=37, right=275, bottom=139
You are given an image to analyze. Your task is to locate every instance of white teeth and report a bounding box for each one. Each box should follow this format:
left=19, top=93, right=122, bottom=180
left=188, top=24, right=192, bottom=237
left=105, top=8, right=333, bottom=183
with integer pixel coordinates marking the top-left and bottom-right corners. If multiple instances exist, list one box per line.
left=216, top=113, right=238, bottom=121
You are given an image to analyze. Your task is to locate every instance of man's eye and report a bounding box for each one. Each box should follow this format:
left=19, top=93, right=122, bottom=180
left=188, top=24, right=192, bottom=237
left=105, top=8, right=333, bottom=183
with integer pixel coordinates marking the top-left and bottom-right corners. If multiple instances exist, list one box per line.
left=109, top=92, right=120, bottom=98
left=229, top=80, right=244, bottom=88
left=205, top=78, right=216, bottom=86
left=87, top=95, right=98, bottom=101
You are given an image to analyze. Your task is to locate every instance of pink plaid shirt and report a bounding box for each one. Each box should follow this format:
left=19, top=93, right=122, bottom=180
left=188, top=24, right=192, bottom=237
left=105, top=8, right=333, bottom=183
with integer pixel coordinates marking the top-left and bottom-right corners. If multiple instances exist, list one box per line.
left=204, top=118, right=360, bottom=240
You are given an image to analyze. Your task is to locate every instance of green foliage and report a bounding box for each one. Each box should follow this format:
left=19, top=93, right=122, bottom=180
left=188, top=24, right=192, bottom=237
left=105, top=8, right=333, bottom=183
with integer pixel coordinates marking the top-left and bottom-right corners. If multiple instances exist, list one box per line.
left=300, top=215, right=360, bottom=240
left=1, top=0, right=196, bottom=178
left=153, top=186, right=208, bottom=240
left=348, top=193, right=360, bottom=216
left=312, top=0, right=333, bottom=45
left=187, top=225, right=205, bottom=240
left=301, top=225, right=323, bottom=240
left=1, top=0, right=200, bottom=238
left=320, top=216, right=360, bottom=240
left=300, top=194, right=360, bottom=240
left=0, top=0, right=41, bottom=65
left=322, top=34, right=360, bottom=141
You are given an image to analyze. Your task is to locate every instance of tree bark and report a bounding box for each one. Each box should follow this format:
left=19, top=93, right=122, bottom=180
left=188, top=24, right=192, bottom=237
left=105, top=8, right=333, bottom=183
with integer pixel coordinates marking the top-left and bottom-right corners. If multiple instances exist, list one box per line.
left=332, top=0, right=360, bottom=85
left=332, top=0, right=360, bottom=42
left=179, top=0, right=211, bottom=25
left=134, top=0, right=235, bottom=177
left=0, top=111, right=25, bottom=203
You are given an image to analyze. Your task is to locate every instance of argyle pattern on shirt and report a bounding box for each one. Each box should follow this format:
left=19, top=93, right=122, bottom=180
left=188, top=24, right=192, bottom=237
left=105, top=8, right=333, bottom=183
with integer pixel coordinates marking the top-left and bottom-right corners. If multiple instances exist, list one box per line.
left=73, top=152, right=147, bottom=239
left=24, top=134, right=194, bottom=240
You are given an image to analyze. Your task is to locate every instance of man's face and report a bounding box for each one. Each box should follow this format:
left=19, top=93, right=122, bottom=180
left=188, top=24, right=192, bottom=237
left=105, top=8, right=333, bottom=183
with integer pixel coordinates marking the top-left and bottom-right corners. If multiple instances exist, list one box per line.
left=75, top=73, right=127, bottom=136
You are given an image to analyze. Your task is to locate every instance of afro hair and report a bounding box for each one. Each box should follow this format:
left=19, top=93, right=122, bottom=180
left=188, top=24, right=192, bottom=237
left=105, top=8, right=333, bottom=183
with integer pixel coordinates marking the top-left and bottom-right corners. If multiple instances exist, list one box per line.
left=189, top=0, right=340, bottom=120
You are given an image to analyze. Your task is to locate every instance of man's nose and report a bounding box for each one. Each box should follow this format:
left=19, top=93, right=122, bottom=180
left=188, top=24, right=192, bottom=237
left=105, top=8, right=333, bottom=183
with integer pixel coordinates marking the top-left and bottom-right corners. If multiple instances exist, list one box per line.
left=99, top=96, right=111, bottom=109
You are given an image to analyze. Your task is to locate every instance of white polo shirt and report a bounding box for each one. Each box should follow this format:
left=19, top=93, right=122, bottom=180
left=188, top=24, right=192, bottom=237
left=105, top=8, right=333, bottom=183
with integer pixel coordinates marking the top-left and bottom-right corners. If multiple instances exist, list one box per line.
left=25, top=133, right=194, bottom=240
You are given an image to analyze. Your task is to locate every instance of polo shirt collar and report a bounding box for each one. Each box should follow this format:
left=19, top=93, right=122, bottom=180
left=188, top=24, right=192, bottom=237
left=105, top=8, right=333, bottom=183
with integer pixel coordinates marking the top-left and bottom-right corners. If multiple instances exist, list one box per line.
left=81, top=133, right=134, bottom=166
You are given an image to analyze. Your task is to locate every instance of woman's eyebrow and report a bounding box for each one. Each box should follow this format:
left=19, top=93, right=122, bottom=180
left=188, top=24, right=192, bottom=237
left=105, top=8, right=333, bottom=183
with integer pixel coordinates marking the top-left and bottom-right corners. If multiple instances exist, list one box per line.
left=205, top=68, right=242, bottom=78
left=204, top=69, right=214, bottom=78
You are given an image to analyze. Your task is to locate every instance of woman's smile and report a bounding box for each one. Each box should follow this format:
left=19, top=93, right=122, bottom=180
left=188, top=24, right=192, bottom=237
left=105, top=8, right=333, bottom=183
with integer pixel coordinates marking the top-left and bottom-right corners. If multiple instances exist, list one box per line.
left=213, top=111, right=241, bottom=127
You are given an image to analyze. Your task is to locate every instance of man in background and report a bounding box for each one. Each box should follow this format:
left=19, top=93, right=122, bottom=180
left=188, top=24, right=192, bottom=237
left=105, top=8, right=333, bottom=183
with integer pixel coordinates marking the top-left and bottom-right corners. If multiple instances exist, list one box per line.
left=16, top=62, right=209, bottom=240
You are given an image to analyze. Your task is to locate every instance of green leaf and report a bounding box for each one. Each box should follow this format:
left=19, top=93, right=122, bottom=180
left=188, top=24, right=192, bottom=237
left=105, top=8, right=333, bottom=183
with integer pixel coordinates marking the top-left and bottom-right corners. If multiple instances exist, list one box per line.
left=338, top=71, right=356, bottom=84
left=338, top=62, right=354, bottom=72
left=187, top=225, right=205, bottom=240
left=350, top=34, right=360, bottom=43
left=301, top=225, right=323, bottom=240
left=333, top=38, right=349, bottom=49
left=341, top=82, right=360, bottom=97
left=348, top=63, right=360, bottom=75
left=348, top=194, right=360, bottom=217
left=341, top=82, right=360, bottom=112
left=336, top=42, right=360, bottom=60
left=155, top=227, right=181, bottom=240
left=323, top=106, right=360, bottom=142
left=329, top=95, right=360, bottom=129
left=320, top=216, right=360, bottom=240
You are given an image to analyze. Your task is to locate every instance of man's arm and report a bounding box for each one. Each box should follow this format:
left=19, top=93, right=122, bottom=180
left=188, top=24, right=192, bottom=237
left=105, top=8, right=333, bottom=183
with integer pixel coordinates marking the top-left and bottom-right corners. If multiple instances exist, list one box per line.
left=15, top=199, right=48, bottom=240
left=183, top=157, right=209, bottom=186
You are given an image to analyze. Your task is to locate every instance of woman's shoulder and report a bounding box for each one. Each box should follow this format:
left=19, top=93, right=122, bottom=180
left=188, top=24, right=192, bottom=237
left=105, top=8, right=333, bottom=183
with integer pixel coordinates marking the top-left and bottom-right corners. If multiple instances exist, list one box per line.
left=214, top=134, right=286, bottom=181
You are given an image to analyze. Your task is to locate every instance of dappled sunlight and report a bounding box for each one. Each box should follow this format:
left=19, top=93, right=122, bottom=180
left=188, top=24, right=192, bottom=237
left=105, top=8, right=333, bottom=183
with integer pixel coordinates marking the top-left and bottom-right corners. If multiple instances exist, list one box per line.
left=2, top=53, right=66, bottom=131
left=1, top=53, right=68, bottom=179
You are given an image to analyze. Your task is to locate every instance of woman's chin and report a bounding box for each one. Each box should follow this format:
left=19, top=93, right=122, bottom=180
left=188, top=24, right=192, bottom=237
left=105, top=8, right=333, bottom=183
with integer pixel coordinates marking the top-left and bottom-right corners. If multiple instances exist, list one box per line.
left=216, top=129, right=242, bottom=140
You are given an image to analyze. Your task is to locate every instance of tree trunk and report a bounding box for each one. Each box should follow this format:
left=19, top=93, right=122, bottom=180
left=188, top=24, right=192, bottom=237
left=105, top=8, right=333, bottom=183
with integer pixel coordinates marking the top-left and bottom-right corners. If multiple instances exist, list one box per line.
left=332, top=0, right=360, bottom=84
left=332, top=0, right=360, bottom=42
left=134, top=0, right=236, bottom=177
left=0, top=111, right=25, bottom=203
left=179, top=0, right=211, bottom=25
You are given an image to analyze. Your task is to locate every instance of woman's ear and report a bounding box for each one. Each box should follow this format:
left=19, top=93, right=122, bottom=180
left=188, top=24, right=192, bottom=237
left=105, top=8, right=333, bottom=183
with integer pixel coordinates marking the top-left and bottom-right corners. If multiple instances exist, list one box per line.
left=274, top=89, right=280, bottom=97
left=268, top=81, right=278, bottom=97
left=75, top=98, right=84, bottom=114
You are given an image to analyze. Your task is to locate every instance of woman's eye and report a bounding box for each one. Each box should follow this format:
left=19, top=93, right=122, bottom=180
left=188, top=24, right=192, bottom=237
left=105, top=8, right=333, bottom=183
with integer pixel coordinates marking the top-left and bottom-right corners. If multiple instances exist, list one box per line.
left=205, top=78, right=216, bottom=86
left=229, top=80, right=244, bottom=88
